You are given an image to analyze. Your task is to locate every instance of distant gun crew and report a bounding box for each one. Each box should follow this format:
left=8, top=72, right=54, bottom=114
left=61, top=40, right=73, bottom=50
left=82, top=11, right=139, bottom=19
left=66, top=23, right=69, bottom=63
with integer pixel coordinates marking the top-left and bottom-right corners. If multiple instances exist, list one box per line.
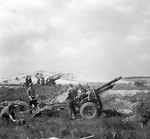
left=46, top=75, right=61, bottom=86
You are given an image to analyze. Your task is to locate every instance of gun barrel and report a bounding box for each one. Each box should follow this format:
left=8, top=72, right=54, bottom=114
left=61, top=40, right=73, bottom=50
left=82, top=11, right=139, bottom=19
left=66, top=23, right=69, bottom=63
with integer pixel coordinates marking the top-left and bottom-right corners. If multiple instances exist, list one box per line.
left=53, top=75, right=61, bottom=81
left=98, top=76, right=122, bottom=91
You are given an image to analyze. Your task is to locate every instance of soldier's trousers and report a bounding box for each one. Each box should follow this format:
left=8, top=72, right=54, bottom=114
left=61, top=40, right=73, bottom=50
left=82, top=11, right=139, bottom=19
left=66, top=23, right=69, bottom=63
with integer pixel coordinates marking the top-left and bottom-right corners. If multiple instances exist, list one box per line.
left=29, top=98, right=38, bottom=108
left=67, top=99, right=77, bottom=118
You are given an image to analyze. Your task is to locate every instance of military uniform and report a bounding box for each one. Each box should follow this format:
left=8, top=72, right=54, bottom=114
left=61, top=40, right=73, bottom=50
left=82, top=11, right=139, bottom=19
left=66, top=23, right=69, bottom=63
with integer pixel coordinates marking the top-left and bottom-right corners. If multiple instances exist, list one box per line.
left=66, top=85, right=78, bottom=119
left=41, top=77, right=45, bottom=86
left=27, top=85, right=37, bottom=108
left=37, top=77, right=40, bottom=84
left=28, top=77, right=32, bottom=85
left=0, top=103, right=16, bottom=122
left=25, top=76, right=29, bottom=87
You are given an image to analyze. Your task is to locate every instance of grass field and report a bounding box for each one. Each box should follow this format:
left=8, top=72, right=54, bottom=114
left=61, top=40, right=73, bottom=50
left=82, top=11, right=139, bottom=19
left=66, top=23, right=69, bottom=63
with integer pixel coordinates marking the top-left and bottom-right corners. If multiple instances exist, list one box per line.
left=0, top=84, right=150, bottom=139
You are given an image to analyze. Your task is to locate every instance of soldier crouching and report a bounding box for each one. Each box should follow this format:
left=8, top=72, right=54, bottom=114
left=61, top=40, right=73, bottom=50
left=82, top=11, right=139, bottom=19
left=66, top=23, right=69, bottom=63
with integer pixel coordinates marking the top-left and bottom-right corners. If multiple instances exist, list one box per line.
left=0, top=102, right=17, bottom=123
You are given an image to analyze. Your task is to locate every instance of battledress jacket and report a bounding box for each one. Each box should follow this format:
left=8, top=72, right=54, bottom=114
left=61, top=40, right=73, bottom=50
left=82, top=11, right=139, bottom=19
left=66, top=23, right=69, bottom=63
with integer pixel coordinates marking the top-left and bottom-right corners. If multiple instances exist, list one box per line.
left=66, top=87, right=78, bottom=101
left=27, top=87, right=36, bottom=98
left=0, top=105, right=14, bottom=117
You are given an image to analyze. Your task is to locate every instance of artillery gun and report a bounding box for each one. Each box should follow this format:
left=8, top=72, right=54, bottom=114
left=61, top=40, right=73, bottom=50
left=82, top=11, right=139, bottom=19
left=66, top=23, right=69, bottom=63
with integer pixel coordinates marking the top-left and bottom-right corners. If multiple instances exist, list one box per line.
left=31, top=76, right=122, bottom=119
left=78, top=76, right=122, bottom=119
left=46, top=75, right=61, bottom=86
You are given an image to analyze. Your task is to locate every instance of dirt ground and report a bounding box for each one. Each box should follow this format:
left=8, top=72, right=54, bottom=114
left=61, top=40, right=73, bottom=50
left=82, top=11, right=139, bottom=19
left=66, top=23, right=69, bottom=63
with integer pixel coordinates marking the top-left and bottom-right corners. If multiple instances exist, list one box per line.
left=0, top=84, right=150, bottom=139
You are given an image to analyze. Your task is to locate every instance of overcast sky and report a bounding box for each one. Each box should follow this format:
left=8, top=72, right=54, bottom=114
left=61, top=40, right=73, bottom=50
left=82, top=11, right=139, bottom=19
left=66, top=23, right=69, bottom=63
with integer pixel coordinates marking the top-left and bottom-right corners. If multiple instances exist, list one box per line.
left=0, top=0, right=150, bottom=81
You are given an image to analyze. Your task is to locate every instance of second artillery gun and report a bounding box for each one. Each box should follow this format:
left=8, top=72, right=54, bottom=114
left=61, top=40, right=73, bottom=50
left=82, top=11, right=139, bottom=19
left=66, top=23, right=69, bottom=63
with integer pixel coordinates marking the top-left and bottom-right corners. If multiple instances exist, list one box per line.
left=77, top=76, right=122, bottom=119
left=46, top=75, right=61, bottom=86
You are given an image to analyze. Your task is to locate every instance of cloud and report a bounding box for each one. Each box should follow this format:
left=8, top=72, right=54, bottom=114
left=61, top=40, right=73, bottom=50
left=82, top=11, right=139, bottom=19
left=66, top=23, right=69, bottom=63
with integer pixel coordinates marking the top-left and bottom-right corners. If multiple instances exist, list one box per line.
left=138, top=54, right=150, bottom=63
left=0, top=0, right=150, bottom=80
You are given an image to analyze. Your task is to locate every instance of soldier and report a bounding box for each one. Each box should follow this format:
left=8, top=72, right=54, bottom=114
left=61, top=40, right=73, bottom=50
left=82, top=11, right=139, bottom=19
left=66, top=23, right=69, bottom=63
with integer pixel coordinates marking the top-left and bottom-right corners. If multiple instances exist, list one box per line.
left=41, top=77, right=45, bottom=86
left=0, top=102, right=17, bottom=123
left=37, top=77, right=40, bottom=84
left=46, top=77, right=50, bottom=85
left=77, top=84, right=87, bottom=99
left=27, top=83, right=38, bottom=109
left=66, top=84, right=78, bottom=119
left=49, top=77, right=56, bottom=86
left=25, top=76, right=29, bottom=87
left=28, top=76, right=32, bottom=85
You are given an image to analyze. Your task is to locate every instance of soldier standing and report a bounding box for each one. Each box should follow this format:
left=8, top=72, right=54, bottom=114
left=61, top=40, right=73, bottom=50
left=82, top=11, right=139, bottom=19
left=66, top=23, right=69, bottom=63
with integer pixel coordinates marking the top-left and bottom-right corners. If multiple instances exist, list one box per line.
left=66, top=84, right=78, bottom=119
left=28, top=76, right=32, bottom=85
left=46, top=77, right=50, bottom=85
left=27, top=83, right=38, bottom=109
left=41, top=77, right=45, bottom=86
left=37, top=77, right=40, bottom=84
left=25, top=76, right=29, bottom=87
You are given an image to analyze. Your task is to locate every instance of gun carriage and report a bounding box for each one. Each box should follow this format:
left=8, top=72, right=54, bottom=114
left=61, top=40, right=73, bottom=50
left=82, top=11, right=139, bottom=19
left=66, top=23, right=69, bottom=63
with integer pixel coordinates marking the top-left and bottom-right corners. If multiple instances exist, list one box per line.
left=32, top=76, right=122, bottom=119
left=77, top=76, right=122, bottom=119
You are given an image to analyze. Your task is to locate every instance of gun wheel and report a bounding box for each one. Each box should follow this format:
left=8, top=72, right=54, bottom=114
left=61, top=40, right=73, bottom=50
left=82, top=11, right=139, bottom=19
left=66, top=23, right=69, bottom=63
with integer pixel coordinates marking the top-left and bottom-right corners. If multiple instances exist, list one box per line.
left=80, top=102, right=98, bottom=119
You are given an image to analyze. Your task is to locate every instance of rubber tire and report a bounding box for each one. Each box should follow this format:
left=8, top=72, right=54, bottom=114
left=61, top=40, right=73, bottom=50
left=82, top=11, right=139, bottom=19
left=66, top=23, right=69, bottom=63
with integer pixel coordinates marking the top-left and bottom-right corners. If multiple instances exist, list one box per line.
left=80, top=102, right=98, bottom=119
